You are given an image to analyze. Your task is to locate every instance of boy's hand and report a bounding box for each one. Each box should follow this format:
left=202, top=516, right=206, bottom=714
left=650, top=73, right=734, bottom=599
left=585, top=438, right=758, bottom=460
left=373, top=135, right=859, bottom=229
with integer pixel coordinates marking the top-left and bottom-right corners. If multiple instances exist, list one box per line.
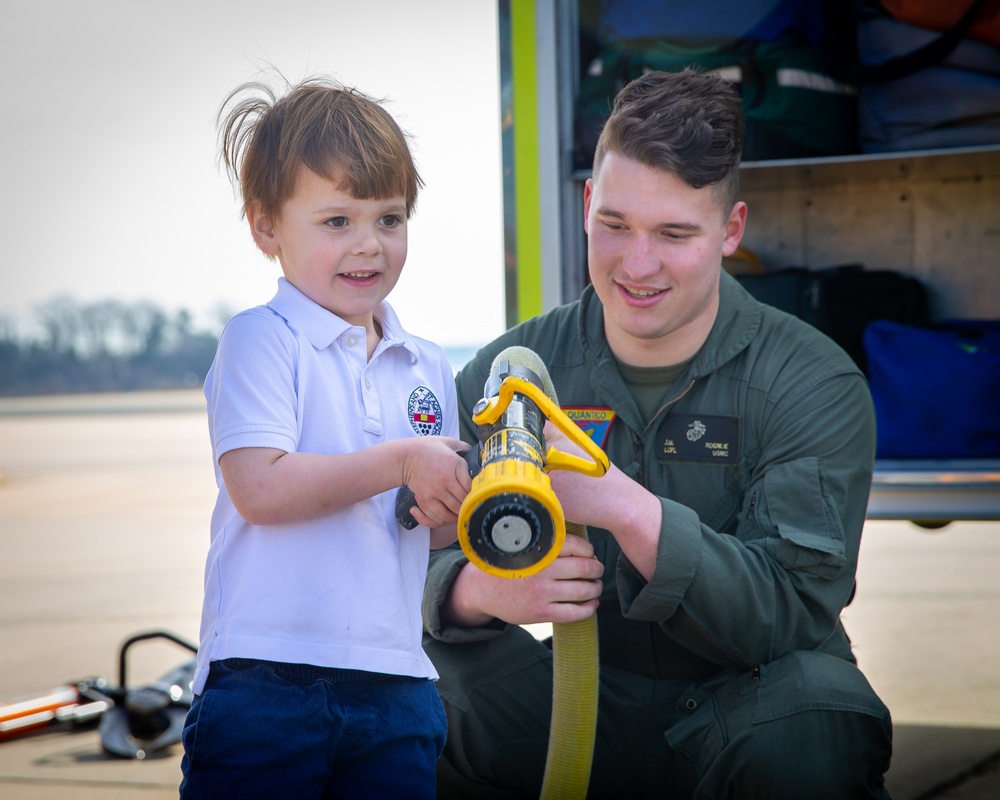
left=402, top=437, right=472, bottom=528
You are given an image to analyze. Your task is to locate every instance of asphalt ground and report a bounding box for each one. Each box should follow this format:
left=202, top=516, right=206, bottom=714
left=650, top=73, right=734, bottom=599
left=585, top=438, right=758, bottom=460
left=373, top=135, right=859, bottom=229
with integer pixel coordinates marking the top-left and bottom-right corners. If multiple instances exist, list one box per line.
left=1, top=390, right=997, bottom=799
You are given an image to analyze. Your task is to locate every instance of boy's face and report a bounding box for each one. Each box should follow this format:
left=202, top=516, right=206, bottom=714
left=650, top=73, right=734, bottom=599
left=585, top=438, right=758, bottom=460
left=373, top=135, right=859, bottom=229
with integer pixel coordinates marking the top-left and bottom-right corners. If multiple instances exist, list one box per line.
left=249, top=166, right=408, bottom=330
left=584, top=152, right=746, bottom=367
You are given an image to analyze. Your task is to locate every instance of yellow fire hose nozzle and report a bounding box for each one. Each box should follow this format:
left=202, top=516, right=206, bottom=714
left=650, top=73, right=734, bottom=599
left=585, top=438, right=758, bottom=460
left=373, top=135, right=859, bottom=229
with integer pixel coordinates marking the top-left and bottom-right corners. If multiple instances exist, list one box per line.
left=459, top=376, right=610, bottom=579
left=472, top=376, right=609, bottom=478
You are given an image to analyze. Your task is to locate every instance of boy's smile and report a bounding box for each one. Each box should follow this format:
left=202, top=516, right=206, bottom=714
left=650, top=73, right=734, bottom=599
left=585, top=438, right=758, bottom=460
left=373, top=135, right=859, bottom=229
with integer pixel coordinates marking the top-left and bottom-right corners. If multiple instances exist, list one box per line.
left=248, top=165, right=408, bottom=335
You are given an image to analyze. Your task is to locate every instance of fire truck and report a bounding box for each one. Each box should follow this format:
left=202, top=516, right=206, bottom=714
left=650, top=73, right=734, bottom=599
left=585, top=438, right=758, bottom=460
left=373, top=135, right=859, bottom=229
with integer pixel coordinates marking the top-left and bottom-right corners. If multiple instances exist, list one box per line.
left=494, top=0, right=1000, bottom=525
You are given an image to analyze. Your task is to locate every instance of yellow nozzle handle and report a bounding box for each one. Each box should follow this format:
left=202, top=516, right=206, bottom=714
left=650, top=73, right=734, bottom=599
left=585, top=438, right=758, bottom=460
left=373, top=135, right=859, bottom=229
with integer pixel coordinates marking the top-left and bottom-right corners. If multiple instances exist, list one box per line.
left=473, top=376, right=610, bottom=478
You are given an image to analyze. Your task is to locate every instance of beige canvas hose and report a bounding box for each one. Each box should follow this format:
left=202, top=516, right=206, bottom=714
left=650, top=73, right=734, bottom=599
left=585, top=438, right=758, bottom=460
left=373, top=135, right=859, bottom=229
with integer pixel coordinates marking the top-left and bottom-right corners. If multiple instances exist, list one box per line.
left=539, top=521, right=599, bottom=800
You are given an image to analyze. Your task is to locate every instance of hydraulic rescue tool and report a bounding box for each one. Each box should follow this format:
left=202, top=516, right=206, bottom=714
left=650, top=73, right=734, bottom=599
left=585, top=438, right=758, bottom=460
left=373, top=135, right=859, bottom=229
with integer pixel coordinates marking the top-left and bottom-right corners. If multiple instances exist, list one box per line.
left=98, top=630, right=197, bottom=759
left=0, top=630, right=196, bottom=761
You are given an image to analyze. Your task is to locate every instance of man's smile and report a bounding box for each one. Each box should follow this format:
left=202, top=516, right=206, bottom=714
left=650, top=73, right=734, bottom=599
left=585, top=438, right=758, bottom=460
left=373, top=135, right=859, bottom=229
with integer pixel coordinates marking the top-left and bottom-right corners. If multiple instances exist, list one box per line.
left=619, top=284, right=666, bottom=300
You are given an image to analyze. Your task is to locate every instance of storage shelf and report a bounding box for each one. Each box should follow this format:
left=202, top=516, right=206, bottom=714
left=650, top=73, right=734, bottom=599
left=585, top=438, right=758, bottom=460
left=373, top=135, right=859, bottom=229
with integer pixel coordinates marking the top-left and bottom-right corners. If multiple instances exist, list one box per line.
left=868, top=460, right=1000, bottom=524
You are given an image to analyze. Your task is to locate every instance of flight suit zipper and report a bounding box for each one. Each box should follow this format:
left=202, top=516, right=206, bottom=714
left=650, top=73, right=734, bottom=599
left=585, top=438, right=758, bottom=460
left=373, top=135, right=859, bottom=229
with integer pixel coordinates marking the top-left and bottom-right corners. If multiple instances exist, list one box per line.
left=631, top=379, right=697, bottom=486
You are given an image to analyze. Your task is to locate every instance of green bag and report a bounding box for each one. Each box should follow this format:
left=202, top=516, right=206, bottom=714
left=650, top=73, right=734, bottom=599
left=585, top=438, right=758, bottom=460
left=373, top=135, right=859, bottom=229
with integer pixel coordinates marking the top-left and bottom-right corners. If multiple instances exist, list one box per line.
left=574, top=38, right=860, bottom=169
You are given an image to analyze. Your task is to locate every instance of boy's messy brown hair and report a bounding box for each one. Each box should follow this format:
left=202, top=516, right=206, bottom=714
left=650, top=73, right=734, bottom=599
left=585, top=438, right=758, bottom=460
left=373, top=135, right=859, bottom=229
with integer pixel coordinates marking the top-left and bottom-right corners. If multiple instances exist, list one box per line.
left=218, top=75, right=423, bottom=222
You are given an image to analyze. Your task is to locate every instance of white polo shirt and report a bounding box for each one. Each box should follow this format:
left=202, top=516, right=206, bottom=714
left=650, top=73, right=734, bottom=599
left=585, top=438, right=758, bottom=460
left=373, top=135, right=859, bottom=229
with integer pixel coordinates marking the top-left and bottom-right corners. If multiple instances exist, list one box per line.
left=193, top=278, right=459, bottom=694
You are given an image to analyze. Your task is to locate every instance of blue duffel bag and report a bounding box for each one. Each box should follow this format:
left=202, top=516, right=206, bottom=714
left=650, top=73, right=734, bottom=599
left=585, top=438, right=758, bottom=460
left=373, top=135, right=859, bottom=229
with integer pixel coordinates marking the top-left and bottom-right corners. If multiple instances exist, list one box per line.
left=857, top=12, right=1000, bottom=152
left=864, top=319, right=1000, bottom=458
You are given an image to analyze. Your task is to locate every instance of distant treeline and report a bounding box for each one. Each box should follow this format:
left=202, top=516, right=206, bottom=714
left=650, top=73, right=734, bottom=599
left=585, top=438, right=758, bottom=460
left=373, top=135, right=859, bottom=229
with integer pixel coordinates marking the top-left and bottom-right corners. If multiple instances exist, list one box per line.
left=0, top=297, right=229, bottom=397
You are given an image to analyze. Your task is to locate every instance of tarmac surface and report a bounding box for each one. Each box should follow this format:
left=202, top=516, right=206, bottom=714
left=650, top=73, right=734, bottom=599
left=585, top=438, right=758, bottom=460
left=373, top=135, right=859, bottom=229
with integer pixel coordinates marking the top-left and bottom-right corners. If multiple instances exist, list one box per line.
left=0, top=389, right=998, bottom=799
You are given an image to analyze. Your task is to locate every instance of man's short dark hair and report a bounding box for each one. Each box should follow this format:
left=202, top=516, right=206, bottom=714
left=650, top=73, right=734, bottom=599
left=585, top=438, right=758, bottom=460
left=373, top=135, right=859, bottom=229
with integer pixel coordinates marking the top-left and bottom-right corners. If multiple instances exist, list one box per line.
left=593, top=68, right=745, bottom=210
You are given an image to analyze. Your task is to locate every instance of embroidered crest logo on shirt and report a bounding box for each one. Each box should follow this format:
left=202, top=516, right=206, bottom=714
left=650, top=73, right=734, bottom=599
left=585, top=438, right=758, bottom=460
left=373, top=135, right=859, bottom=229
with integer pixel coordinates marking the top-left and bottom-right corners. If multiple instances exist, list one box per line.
left=408, top=386, right=443, bottom=436
left=562, top=406, right=617, bottom=448
left=657, top=414, right=740, bottom=463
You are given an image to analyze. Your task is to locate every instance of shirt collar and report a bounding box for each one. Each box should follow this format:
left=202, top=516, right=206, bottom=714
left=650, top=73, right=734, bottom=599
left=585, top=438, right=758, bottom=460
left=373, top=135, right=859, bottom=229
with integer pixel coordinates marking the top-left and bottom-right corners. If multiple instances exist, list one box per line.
left=266, top=277, right=420, bottom=360
left=693, top=271, right=762, bottom=375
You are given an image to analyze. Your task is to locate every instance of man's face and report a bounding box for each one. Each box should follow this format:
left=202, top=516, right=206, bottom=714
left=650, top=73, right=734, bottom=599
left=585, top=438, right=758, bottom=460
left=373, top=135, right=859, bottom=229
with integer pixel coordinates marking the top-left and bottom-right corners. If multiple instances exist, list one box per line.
left=249, top=165, right=408, bottom=329
left=584, top=152, right=746, bottom=366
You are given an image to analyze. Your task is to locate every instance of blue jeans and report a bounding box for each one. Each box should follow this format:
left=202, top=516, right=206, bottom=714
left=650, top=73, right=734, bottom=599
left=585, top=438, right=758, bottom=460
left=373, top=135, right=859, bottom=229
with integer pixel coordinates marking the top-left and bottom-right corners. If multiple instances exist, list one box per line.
left=179, top=658, right=447, bottom=800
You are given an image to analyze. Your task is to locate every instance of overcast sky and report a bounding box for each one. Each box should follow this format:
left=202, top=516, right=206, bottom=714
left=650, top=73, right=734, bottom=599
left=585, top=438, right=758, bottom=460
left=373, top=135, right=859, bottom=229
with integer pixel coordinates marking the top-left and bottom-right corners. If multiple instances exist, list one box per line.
left=1, top=0, right=505, bottom=347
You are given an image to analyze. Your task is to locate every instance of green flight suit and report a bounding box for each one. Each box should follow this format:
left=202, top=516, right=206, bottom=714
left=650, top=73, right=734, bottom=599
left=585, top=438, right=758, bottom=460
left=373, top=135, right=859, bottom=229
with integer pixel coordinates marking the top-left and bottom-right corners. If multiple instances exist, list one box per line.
left=423, top=273, right=892, bottom=799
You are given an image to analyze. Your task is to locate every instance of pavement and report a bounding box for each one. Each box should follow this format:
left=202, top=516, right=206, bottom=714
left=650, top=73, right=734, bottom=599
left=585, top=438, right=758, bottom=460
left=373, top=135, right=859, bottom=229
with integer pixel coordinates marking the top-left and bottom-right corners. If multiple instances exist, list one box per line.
left=0, top=390, right=998, bottom=799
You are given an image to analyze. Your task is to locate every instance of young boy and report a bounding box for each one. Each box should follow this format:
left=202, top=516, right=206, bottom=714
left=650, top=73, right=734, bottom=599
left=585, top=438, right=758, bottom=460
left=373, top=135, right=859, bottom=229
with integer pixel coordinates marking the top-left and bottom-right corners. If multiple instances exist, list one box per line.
left=179, top=77, right=472, bottom=799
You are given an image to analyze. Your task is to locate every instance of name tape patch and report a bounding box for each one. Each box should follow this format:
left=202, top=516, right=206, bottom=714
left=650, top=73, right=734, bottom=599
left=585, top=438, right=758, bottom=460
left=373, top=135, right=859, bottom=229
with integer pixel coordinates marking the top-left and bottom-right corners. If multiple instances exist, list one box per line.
left=657, top=413, right=740, bottom=463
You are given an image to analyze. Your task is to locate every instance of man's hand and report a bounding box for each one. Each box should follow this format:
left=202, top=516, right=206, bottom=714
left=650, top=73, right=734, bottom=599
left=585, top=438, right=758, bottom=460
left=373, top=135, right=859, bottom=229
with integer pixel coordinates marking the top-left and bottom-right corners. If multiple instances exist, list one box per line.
left=442, top=533, right=604, bottom=627
left=544, top=421, right=662, bottom=582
